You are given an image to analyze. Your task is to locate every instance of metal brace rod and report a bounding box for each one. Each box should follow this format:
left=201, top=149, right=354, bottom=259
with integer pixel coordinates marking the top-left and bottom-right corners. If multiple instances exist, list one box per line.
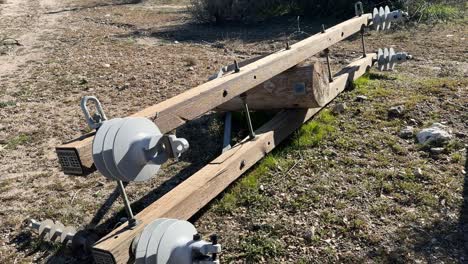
left=321, top=24, right=333, bottom=83
left=222, top=112, right=232, bottom=153
left=240, top=93, right=256, bottom=140
left=360, top=26, right=367, bottom=58
left=117, top=180, right=138, bottom=229
left=324, top=48, right=333, bottom=83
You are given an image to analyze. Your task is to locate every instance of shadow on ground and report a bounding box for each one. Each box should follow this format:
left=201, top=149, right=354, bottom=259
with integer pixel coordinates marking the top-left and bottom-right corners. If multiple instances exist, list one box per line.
left=45, top=0, right=143, bottom=15
left=116, top=15, right=343, bottom=44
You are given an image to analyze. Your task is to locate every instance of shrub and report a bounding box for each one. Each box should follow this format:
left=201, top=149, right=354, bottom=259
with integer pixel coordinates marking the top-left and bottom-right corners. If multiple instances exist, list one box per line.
left=189, top=0, right=465, bottom=24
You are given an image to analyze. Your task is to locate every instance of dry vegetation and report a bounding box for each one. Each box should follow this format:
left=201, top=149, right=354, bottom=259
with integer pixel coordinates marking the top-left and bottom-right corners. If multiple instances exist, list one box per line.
left=0, top=0, right=467, bottom=263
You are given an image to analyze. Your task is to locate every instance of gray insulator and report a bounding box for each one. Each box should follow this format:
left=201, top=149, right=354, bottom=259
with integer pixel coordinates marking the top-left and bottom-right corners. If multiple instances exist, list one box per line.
left=92, top=117, right=189, bottom=182
left=133, top=219, right=221, bottom=264
left=377, top=48, right=413, bottom=71
left=373, top=6, right=408, bottom=31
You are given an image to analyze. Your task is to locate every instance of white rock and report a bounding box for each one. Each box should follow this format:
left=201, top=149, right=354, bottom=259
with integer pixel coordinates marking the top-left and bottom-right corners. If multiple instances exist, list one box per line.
left=416, top=123, right=452, bottom=146
left=355, top=95, right=368, bottom=102
left=399, top=126, right=414, bottom=139
left=430, top=147, right=444, bottom=154
left=332, top=103, right=347, bottom=114
left=414, top=168, right=423, bottom=177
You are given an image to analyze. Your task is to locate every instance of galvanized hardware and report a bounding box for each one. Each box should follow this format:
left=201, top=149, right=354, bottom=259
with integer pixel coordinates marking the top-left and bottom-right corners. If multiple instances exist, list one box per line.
left=372, top=6, right=408, bottom=31
left=91, top=115, right=189, bottom=182
left=324, top=48, right=333, bottom=83
left=56, top=148, right=83, bottom=175
left=360, top=26, right=366, bottom=58
left=240, top=93, right=256, bottom=140
left=377, top=48, right=413, bottom=71
left=355, top=2, right=364, bottom=17
left=117, top=180, right=138, bottom=228
left=286, top=41, right=290, bottom=50
left=29, top=219, right=76, bottom=245
left=222, top=112, right=232, bottom=153
left=133, top=219, right=221, bottom=264
left=234, top=60, right=240, bottom=73
left=81, top=96, right=108, bottom=130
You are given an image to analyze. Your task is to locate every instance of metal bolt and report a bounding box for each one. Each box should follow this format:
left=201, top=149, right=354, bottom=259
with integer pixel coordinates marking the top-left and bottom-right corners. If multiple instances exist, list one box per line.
left=324, top=48, right=333, bottom=83
left=210, top=234, right=218, bottom=260
left=321, top=24, right=326, bottom=33
left=360, top=26, right=366, bottom=58
left=117, top=180, right=138, bottom=229
left=234, top=60, right=240, bottom=73
left=240, top=93, right=255, bottom=140
left=286, top=41, right=290, bottom=50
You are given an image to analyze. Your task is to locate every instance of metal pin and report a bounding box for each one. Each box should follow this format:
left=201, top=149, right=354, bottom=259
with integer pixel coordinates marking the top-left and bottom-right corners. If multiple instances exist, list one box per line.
left=117, top=180, right=138, bottom=228
left=321, top=24, right=326, bottom=33
left=286, top=41, right=290, bottom=50
left=360, top=26, right=366, bottom=57
left=240, top=93, right=255, bottom=140
left=324, top=48, right=333, bottom=82
left=234, top=60, right=240, bottom=73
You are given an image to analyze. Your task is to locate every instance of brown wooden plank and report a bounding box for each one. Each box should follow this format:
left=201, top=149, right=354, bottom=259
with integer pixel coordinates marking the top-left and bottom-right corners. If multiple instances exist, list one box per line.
left=92, top=54, right=376, bottom=264
left=217, top=61, right=330, bottom=111
left=55, top=14, right=371, bottom=176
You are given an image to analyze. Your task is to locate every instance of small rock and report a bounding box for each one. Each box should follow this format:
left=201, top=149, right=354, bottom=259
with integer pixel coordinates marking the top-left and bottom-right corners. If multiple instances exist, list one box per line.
left=355, top=95, right=368, bottom=102
left=408, top=118, right=419, bottom=126
left=399, top=126, right=414, bottom=139
left=455, top=131, right=467, bottom=138
left=388, top=105, right=405, bottom=118
left=174, top=40, right=179, bottom=44
left=303, top=227, right=315, bottom=243
left=129, top=76, right=137, bottom=81
left=332, top=103, right=347, bottom=114
left=146, top=61, right=153, bottom=65
left=79, top=78, right=88, bottom=85
left=414, top=168, right=423, bottom=177
left=416, top=123, right=452, bottom=146
left=102, top=63, right=111, bottom=68
left=119, top=83, right=130, bottom=90
left=430, top=147, right=444, bottom=154
left=187, top=66, right=194, bottom=71
left=259, top=184, right=265, bottom=191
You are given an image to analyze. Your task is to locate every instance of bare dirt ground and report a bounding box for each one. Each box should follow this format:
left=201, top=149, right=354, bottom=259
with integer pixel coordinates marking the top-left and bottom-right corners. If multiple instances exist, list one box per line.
left=0, top=0, right=467, bottom=263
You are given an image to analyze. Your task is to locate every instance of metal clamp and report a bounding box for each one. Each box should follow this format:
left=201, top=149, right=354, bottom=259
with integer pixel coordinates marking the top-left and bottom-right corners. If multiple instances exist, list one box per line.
left=355, top=2, right=364, bottom=17
left=81, top=96, right=107, bottom=130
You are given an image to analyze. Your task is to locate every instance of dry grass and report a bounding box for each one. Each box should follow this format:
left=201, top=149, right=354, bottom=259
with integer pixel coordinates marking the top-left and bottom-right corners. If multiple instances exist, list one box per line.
left=0, top=0, right=467, bottom=262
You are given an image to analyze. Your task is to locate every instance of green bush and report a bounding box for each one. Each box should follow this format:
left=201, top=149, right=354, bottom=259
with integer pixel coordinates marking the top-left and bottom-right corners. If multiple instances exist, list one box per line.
left=189, top=0, right=465, bottom=24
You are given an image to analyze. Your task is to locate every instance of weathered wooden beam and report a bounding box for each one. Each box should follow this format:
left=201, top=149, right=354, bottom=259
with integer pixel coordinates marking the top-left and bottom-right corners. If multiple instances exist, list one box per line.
left=217, top=61, right=329, bottom=111
left=55, top=14, right=371, bottom=176
left=92, top=54, right=376, bottom=264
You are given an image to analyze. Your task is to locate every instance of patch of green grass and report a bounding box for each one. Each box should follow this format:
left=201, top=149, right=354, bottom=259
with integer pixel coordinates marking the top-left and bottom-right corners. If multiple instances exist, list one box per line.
left=0, top=101, right=16, bottom=108
left=422, top=4, right=463, bottom=22
left=6, top=134, right=30, bottom=150
left=293, top=109, right=336, bottom=148
left=450, top=152, right=463, bottom=164
left=351, top=73, right=393, bottom=98
left=215, top=155, right=278, bottom=214
left=240, top=234, right=284, bottom=262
